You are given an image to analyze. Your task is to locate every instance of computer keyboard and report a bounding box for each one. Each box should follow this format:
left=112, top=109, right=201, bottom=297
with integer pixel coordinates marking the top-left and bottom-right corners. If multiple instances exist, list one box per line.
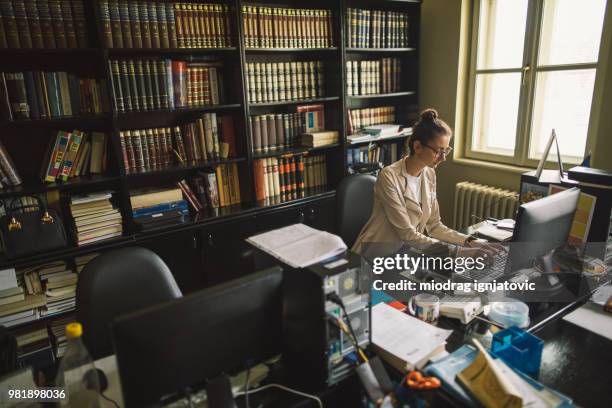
left=464, top=252, right=508, bottom=281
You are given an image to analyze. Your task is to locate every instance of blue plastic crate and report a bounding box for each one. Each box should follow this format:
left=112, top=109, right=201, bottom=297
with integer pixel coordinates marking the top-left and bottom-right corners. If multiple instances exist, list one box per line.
left=491, top=326, right=544, bottom=378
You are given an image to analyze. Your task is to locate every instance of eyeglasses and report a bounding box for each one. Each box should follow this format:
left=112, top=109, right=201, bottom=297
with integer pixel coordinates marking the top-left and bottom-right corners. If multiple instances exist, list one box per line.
left=424, top=144, right=453, bottom=158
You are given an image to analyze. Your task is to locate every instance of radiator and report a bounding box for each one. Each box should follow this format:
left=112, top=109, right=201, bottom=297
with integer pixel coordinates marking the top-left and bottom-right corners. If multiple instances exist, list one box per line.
left=453, top=182, right=519, bottom=230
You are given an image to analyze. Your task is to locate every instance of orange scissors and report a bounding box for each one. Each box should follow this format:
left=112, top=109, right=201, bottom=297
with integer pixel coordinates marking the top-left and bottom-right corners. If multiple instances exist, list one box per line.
left=405, top=371, right=441, bottom=390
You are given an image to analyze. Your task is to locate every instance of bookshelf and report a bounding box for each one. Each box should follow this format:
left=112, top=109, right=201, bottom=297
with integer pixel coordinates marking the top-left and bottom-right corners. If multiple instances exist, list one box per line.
left=0, top=0, right=420, bottom=358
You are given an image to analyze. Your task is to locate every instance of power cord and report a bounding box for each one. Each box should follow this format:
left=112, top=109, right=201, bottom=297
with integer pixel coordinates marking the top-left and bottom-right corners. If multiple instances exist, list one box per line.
left=235, top=383, right=323, bottom=408
left=100, top=391, right=120, bottom=408
left=244, top=365, right=251, bottom=408
left=327, top=293, right=368, bottom=362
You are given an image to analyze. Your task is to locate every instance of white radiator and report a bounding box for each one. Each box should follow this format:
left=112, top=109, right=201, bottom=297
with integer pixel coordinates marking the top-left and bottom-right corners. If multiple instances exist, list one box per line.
left=453, top=182, right=519, bottom=230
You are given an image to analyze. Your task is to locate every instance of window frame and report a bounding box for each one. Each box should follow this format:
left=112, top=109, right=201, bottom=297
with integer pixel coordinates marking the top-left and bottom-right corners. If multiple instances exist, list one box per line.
left=463, top=0, right=603, bottom=167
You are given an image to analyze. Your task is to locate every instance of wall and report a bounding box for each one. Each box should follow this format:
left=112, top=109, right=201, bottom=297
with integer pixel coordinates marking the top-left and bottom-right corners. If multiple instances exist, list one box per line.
left=420, top=0, right=612, bottom=224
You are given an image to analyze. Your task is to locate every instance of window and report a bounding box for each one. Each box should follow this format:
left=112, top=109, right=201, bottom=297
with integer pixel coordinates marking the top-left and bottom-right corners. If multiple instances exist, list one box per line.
left=465, top=0, right=608, bottom=166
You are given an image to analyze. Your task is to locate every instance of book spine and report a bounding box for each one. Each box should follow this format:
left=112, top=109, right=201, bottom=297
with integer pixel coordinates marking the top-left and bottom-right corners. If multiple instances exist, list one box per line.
left=60, top=0, right=77, bottom=47
left=150, top=60, right=161, bottom=109
left=99, top=0, right=112, bottom=47
left=156, top=60, right=168, bottom=109
left=138, top=129, right=150, bottom=169
left=223, top=4, right=231, bottom=46
left=139, top=1, right=150, bottom=48
left=146, top=128, right=156, bottom=167
left=5, top=72, right=29, bottom=119
left=0, top=141, right=21, bottom=185
left=166, top=2, right=177, bottom=48
left=127, top=0, right=141, bottom=48
left=127, top=59, right=140, bottom=110
left=119, top=131, right=129, bottom=171
left=1, top=0, right=19, bottom=48
left=12, top=0, right=31, bottom=48
left=118, top=0, right=132, bottom=48
left=24, top=0, right=43, bottom=48
left=131, top=129, right=144, bottom=171
left=71, top=0, right=87, bottom=47
left=148, top=1, right=160, bottom=49
left=59, top=130, right=83, bottom=181
left=108, top=0, right=122, bottom=48
left=143, top=60, right=154, bottom=110
left=157, top=1, right=169, bottom=48
left=135, top=60, right=147, bottom=110
left=172, top=60, right=186, bottom=107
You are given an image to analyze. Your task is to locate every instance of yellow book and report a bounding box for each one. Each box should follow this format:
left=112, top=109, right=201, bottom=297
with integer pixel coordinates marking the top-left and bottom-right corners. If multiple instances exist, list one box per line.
left=215, top=165, right=226, bottom=206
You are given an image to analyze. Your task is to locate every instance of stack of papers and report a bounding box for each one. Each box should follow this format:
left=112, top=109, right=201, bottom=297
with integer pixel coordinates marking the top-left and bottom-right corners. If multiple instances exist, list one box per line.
left=371, top=303, right=452, bottom=371
left=246, top=224, right=347, bottom=269
left=475, top=221, right=514, bottom=241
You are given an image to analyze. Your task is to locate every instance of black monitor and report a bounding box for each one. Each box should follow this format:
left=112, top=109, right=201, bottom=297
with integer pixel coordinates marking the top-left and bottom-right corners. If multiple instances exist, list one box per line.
left=510, top=187, right=580, bottom=270
left=111, top=266, right=284, bottom=408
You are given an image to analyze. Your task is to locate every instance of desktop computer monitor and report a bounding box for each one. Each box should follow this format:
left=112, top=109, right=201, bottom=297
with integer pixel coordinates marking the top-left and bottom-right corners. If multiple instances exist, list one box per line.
left=509, top=187, right=580, bottom=270
left=111, top=266, right=284, bottom=408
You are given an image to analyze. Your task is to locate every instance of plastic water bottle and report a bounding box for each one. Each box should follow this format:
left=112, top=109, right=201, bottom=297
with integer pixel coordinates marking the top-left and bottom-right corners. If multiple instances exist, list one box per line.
left=55, top=322, right=100, bottom=407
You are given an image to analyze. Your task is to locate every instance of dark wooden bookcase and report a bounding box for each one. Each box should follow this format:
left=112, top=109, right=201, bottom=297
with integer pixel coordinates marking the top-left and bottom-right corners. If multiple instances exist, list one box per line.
left=0, top=0, right=420, bottom=333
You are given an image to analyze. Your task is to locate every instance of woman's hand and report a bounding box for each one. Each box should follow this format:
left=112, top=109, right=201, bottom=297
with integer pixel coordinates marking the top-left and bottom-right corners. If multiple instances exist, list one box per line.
left=458, top=239, right=506, bottom=263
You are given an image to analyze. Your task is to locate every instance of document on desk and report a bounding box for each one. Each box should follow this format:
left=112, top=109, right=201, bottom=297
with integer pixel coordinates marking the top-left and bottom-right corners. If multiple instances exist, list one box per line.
left=474, top=221, right=513, bottom=241
left=246, top=224, right=347, bottom=268
left=371, top=303, right=452, bottom=371
left=563, top=301, right=612, bottom=341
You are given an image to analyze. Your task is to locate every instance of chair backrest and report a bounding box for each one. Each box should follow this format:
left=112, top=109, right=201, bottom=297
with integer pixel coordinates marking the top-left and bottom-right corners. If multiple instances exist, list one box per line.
left=336, top=174, right=377, bottom=248
left=76, top=247, right=182, bottom=359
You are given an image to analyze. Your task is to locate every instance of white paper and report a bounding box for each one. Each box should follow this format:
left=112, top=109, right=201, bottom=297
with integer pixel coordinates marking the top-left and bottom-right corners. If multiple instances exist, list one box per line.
left=0, top=268, right=17, bottom=291
left=246, top=224, right=347, bottom=268
left=372, top=303, right=452, bottom=369
left=475, top=222, right=514, bottom=241
left=563, top=302, right=612, bottom=341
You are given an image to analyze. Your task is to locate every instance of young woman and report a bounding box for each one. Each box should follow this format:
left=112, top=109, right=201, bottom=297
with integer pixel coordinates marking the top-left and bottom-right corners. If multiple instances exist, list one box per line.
left=352, top=108, right=499, bottom=258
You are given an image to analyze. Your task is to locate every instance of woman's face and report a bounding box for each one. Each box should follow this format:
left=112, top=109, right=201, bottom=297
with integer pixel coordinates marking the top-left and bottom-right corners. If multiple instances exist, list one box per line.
left=413, top=133, right=452, bottom=168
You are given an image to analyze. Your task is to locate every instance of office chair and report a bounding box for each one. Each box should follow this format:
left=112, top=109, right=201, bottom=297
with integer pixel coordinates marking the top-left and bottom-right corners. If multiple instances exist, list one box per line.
left=76, top=246, right=182, bottom=359
left=336, top=174, right=376, bottom=248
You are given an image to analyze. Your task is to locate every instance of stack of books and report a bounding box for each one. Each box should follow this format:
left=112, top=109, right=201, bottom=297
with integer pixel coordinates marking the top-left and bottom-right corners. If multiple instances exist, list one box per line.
left=242, top=6, right=333, bottom=49
left=37, top=261, right=77, bottom=317
left=50, top=315, right=74, bottom=358
left=119, top=114, right=236, bottom=174
left=0, top=0, right=89, bottom=49
left=109, top=59, right=225, bottom=112
left=0, top=268, right=46, bottom=328
left=301, top=130, right=339, bottom=148
left=69, top=192, right=123, bottom=246
left=346, top=8, right=410, bottom=48
left=346, top=58, right=401, bottom=96
left=246, top=61, right=325, bottom=103
left=347, top=106, right=395, bottom=135
left=0, top=140, right=22, bottom=187
left=0, top=71, right=108, bottom=121
left=41, top=131, right=107, bottom=183
left=130, top=187, right=189, bottom=229
left=99, top=2, right=232, bottom=49
left=14, top=326, right=54, bottom=368
left=253, top=154, right=326, bottom=205
left=74, top=252, right=100, bottom=273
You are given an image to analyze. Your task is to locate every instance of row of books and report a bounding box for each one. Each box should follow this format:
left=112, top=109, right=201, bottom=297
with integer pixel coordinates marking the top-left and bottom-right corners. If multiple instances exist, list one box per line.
left=0, top=71, right=108, bottom=121
left=348, top=106, right=396, bottom=135
left=254, top=154, right=327, bottom=205
left=109, top=59, right=224, bottom=112
left=246, top=61, right=325, bottom=104
left=346, top=8, right=410, bottom=49
left=100, top=1, right=232, bottom=49
left=0, top=140, right=21, bottom=186
left=241, top=6, right=333, bottom=49
left=41, top=131, right=107, bottom=183
left=0, top=254, right=96, bottom=329
left=0, top=0, right=88, bottom=49
left=69, top=192, right=122, bottom=246
left=119, top=114, right=236, bottom=174
left=249, top=105, right=324, bottom=154
left=347, top=143, right=400, bottom=168
left=346, top=58, right=402, bottom=96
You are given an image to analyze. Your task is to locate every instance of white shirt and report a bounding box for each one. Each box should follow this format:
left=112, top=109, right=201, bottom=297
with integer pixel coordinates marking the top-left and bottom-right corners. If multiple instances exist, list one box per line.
left=406, top=173, right=422, bottom=204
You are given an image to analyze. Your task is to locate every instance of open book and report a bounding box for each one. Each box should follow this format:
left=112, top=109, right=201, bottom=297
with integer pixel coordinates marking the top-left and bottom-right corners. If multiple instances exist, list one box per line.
left=246, top=224, right=347, bottom=268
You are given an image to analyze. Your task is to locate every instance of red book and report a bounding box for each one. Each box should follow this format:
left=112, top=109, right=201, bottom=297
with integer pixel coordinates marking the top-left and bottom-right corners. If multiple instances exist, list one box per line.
left=177, top=179, right=203, bottom=211
left=254, top=159, right=265, bottom=202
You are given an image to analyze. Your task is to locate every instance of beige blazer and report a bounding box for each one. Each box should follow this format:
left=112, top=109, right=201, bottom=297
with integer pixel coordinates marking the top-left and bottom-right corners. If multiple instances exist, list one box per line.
left=352, top=158, right=468, bottom=258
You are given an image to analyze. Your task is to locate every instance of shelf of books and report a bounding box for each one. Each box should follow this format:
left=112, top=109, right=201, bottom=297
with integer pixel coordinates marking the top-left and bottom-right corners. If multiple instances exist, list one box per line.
left=0, top=0, right=420, bottom=365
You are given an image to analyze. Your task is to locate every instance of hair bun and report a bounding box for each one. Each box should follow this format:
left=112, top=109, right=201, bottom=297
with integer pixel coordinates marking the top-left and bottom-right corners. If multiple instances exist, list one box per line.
left=420, top=108, right=438, bottom=122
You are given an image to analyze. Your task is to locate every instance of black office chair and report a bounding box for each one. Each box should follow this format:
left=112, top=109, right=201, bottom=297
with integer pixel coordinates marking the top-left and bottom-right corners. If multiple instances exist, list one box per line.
left=336, top=174, right=376, bottom=248
left=76, top=247, right=182, bottom=359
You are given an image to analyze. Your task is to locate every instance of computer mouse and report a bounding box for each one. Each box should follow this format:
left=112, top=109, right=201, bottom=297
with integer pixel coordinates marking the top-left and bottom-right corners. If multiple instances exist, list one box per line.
left=83, top=368, right=108, bottom=392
